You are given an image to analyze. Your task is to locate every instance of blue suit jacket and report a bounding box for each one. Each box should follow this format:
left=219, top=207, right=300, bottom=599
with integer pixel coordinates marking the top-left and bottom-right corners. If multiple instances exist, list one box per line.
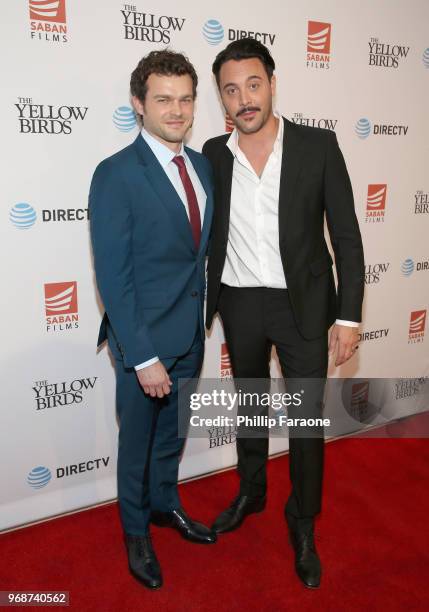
left=89, top=134, right=213, bottom=369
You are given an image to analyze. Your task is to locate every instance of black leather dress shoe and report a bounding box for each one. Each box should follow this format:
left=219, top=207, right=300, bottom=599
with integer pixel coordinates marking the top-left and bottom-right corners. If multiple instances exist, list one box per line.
left=212, top=495, right=266, bottom=534
left=125, top=534, right=162, bottom=589
left=151, top=508, right=216, bottom=544
left=288, top=524, right=321, bottom=589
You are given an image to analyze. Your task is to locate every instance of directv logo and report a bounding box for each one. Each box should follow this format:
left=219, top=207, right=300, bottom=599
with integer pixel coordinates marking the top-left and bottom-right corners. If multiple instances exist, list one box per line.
left=355, top=118, right=371, bottom=139
left=27, top=466, right=52, bottom=489
left=10, top=203, right=37, bottom=229
left=113, top=106, right=137, bottom=132
left=203, top=19, right=224, bottom=45
left=27, top=458, right=110, bottom=489
left=401, top=258, right=429, bottom=275
left=401, top=258, right=414, bottom=276
left=423, top=48, right=429, bottom=68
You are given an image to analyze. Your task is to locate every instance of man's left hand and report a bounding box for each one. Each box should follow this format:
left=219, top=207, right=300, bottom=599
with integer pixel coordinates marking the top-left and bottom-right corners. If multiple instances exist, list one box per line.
left=329, top=324, right=360, bottom=367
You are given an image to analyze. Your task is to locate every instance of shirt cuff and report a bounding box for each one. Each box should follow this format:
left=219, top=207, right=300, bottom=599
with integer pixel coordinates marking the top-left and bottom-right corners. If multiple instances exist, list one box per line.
left=335, top=319, right=359, bottom=327
left=135, top=356, right=160, bottom=371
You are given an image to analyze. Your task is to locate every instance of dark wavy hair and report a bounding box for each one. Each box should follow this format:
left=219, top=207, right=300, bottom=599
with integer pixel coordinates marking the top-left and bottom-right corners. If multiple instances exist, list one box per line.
left=212, top=38, right=275, bottom=86
left=130, top=49, right=198, bottom=103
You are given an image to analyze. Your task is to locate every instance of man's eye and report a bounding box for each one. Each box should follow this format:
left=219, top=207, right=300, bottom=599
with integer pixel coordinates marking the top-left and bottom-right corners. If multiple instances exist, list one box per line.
left=250, top=83, right=259, bottom=90
left=226, top=88, right=236, bottom=95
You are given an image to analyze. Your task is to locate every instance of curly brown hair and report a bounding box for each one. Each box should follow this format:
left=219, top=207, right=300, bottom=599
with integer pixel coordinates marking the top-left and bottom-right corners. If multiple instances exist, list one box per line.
left=130, top=49, right=198, bottom=104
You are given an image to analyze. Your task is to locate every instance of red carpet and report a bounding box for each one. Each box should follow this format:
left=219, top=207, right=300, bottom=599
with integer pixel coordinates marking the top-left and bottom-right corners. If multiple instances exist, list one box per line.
left=1, top=436, right=429, bottom=611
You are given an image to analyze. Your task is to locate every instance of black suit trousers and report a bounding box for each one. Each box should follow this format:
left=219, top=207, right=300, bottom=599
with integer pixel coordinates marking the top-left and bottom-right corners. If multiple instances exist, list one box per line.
left=218, top=285, right=328, bottom=520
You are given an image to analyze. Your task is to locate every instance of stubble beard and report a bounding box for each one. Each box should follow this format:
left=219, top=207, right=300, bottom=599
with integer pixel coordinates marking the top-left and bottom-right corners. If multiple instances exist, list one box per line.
left=235, top=107, right=271, bottom=135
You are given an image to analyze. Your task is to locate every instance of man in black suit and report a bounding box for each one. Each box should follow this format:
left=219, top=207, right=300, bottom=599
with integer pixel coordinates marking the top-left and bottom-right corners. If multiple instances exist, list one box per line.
left=203, top=38, right=364, bottom=588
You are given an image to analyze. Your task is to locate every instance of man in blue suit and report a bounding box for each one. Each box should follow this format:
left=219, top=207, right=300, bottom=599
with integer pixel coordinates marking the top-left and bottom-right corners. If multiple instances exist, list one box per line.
left=89, top=50, right=215, bottom=590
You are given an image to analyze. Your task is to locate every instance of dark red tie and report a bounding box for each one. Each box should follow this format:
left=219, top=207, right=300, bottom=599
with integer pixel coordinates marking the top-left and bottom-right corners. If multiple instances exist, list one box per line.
left=172, top=155, right=201, bottom=250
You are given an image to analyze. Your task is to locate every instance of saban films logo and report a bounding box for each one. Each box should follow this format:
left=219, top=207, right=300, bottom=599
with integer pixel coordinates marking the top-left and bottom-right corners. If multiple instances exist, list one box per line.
left=291, top=112, right=337, bottom=130
left=15, top=98, right=88, bottom=134
left=225, top=113, right=234, bottom=133
left=29, top=0, right=67, bottom=43
left=366, top=184, right=387, bottom=223
left=220, top=343, right=233, bottom=379
left=33, top=377, right=97, bottom=410
left=44, top=281, right=78, bottom=332
left=408, top=310, right=426, bottom=344
left=350, top=381, right=370, bottom=423
left=368, top=37, right=410, bottom=68
left=307, top=21, right=331, bottom=69
left=121, top=4, right=185, bottom=43
left=343, top=379, right=381, bottom=425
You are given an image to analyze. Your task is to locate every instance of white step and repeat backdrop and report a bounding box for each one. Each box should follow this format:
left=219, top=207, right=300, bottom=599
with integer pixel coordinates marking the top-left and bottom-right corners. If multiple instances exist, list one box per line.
left=1, top=0, right=428, bottom=530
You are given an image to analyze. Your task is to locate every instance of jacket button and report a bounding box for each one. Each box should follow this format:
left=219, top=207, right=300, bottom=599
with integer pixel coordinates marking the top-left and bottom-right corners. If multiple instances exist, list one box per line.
left=191, top=291, right=198, bottom=297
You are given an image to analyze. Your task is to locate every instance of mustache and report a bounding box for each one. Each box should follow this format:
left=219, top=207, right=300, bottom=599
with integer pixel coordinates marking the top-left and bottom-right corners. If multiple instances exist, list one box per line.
left=236, top=106, right=261, bottom=117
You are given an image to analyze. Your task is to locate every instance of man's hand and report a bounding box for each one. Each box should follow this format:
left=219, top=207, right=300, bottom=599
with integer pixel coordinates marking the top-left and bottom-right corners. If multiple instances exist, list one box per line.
left=329, top=324, right=360, bottom=367
left=136, top=361, right=172, bottom=398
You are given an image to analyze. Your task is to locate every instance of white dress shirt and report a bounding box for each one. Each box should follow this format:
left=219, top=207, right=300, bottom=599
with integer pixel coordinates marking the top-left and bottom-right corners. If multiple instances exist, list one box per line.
left=222, top=112, right=358, bottom=328
left=135, top=128, right=206, bottom=371
left=222, top=112, right=285, bottom=288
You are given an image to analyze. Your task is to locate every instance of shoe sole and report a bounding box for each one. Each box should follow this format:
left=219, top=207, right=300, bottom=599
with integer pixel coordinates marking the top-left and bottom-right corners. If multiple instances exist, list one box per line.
left=182, top=532, right=217, bottom=544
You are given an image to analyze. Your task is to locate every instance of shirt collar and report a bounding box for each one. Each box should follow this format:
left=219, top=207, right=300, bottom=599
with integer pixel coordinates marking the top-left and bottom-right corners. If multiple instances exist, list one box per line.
left=226, top=110, right=283, bottom=159
left=140, top=127, right=185, bottom=169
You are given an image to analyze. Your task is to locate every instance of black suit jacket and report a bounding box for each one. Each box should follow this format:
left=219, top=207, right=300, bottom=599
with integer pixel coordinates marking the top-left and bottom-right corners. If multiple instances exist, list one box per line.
left=202, top=117, right=365, bottom=339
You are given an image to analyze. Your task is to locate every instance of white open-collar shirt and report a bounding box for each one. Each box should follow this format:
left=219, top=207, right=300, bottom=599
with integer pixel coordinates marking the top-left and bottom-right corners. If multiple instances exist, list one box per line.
left=222, top=112, right=357, bottom=328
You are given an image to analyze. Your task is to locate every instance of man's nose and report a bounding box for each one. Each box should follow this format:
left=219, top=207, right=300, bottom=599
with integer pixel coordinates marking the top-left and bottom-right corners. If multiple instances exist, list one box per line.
left=238, top=88, right=251, bottom=108
left=170, top=99, right=182, bottom=115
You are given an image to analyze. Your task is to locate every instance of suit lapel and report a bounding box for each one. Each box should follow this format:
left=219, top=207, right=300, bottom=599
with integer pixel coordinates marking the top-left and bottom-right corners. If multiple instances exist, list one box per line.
left=134, top=134, right=196, bottom=254
left=278, top=117, right=306, bottom=245
left=218, top=144, right=234, bottom=242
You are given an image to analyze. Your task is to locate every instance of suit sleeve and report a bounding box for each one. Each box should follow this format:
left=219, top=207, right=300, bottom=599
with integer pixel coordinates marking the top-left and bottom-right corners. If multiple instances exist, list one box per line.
left=324, top=132, right=365, bottom=322
left=89, top=159, right=157, bottom=368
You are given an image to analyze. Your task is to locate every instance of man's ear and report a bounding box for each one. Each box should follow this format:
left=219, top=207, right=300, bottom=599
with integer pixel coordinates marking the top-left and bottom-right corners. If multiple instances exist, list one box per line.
left=131, top=95, right=144, bottom=117
left=270, top=74, right=276, bottom=98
